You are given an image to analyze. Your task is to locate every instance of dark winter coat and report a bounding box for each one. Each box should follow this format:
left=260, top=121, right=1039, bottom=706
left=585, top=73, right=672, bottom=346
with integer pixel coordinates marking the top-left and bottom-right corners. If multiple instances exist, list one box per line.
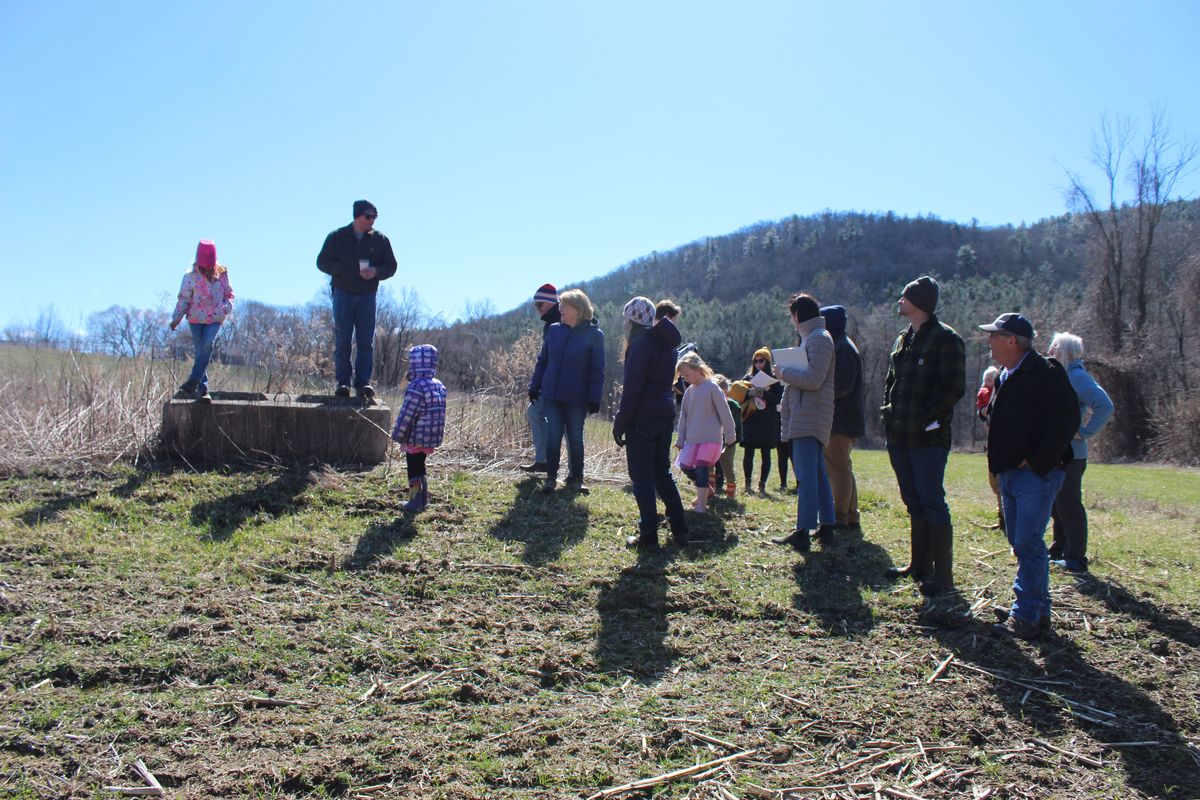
left=821, top=306, right=865, bottom=439
left=881, top=315, right=966, bottom=448
left=530, top=318, right=606, bottom=407
left=739, top=366, right=783, bottom=448
left=613, top=318, right=681, bottom=437
left=316, top=224, right=398, bottom=294
left=986, top=352, right=1080, bottom=476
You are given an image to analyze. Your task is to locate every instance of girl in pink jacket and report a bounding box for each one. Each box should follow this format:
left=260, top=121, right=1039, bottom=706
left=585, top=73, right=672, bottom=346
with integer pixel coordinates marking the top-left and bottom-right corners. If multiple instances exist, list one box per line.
left=169, top=240, right=234, bottom=399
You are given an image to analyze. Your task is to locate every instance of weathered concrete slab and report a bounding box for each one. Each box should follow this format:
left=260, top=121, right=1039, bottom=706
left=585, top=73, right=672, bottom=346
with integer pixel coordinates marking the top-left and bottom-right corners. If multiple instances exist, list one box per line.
left=161, top=392, right=393, bottom=466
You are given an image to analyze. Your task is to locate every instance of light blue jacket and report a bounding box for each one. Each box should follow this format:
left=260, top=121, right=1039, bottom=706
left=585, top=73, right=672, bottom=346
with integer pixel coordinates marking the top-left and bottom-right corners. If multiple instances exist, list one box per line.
left=1065, top=359, right=1114, bottom=460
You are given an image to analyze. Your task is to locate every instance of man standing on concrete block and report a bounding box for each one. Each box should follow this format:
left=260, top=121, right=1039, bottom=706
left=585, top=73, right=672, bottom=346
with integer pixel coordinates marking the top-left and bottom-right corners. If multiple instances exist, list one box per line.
left=983, top=313, right=1079, bottom=639
left=881, top=275, right=965, bottom=597
left=522, top=283, right=561, bottom=472
left=317, top=199, right=398, bottom=400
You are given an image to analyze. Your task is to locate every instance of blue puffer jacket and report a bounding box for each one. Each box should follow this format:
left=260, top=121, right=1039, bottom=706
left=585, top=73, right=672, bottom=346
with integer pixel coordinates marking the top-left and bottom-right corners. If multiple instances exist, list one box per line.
left=530, top=318, right=606, bottom=407
left=613, top=318, right=681, bottom=436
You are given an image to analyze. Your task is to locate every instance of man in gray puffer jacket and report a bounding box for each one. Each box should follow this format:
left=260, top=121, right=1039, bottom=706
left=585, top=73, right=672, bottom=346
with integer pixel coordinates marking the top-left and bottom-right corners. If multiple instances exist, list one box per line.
left=771, top=293, right=837, bottom=553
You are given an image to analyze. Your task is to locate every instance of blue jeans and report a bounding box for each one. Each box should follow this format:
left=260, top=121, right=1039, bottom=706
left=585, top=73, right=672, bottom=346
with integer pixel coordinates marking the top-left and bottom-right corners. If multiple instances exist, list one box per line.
left=1001, top=466, right=1065, bottom=623
left=625, top=416, right=686, bottom=536
left=187, top=322, right=222, bottom=391
left=544, top=399, right=587, bottom=481
left=332, top=288, right=377, bottom=387
left=526, top=395, right=549, bottom=463
left=886, top=444, right=952, bottom=525
left=792, top=436, right=835, bottom=530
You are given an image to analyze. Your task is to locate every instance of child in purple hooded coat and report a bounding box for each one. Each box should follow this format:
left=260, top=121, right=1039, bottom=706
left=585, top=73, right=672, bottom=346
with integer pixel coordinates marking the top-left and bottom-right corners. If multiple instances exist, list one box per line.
left=391, top=344, right=448, bottom=512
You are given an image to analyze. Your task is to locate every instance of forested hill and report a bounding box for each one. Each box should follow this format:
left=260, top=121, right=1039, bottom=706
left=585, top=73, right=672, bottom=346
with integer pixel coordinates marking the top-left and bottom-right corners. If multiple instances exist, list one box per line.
left=439, top=199, right=1198, bottom=461
left=576, top=209, right=1087, bottom=310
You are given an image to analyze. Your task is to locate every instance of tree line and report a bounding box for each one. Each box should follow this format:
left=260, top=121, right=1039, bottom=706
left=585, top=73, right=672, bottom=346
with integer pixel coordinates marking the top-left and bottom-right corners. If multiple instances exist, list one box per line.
left=7, top=117, right=1195, bottom=462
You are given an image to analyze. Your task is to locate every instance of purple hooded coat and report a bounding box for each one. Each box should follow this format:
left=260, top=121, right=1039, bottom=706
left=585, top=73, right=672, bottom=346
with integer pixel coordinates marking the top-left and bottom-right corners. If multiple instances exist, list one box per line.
left=391, top=345, right=448, bottom=449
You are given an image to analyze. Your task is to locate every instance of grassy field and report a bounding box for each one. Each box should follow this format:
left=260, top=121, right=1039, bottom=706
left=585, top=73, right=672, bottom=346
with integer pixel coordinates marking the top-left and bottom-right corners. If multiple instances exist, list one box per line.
left=1, top=449, right=1198, bottom=799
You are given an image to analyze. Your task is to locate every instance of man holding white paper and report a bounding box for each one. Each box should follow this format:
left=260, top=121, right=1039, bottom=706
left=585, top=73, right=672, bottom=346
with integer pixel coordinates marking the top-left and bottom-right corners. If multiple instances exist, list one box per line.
left=880, top=276, right=965, bottom=596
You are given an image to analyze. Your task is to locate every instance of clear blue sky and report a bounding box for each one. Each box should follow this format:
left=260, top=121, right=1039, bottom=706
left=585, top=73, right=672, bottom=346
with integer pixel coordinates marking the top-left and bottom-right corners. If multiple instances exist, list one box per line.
left=2, top=1, right=1197, bottom=333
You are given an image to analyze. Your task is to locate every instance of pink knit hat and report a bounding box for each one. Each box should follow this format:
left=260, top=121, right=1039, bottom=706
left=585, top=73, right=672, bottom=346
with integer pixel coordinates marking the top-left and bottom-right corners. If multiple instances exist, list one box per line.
left=195, top=240, right=217, bottom=269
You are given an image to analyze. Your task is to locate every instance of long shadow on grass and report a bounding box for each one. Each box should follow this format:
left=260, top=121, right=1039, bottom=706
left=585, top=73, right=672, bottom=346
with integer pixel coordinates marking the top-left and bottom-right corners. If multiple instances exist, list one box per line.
left=346, top=513, right=419, bottom=570
left=930, top=619, right=1197, bottom=797
left=1075, top=575, right=1200, bottom=649
left=189, top=469, right=314, bottom=541
left=16, top=465, right=169, bottom=527
left=595, top=511, right=736, bottom=681
left=790, top=525, right=892, bottom=636
left=487, top=477, right=589, bottom=566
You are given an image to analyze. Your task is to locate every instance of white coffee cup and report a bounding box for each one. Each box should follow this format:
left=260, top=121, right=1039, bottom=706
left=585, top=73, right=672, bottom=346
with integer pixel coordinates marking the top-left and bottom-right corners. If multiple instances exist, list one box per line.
left=358, top=259, right=370, bottom=276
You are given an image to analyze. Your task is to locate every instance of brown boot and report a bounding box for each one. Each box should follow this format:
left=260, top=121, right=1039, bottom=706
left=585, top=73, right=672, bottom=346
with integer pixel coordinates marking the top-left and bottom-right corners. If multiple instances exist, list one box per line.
left=920, top=523, right=955, bottom=595
left=885, top=517, right=931, bottom=582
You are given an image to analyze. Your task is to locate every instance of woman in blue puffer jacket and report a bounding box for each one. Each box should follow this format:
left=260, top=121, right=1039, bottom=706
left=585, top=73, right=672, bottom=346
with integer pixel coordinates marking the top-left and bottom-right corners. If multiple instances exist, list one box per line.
left=529, top=289, right=606, bottom=494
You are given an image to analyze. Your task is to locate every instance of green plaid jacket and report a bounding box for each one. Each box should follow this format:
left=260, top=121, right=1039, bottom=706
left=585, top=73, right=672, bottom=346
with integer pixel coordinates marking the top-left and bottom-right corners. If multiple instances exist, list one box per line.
left=880, top=316, right=966, bottom=448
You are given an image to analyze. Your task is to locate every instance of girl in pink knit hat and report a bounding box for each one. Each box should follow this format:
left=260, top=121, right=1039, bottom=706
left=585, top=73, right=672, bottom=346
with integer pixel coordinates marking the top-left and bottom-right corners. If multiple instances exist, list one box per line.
left=169, top=240, right=234, bottom=399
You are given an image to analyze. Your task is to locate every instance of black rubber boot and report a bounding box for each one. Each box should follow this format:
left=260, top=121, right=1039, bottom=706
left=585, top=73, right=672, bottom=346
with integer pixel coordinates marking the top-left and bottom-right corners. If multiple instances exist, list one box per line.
left=919, top=523, right=955, bottom=595
left=885, top=517, right=931, bottom=581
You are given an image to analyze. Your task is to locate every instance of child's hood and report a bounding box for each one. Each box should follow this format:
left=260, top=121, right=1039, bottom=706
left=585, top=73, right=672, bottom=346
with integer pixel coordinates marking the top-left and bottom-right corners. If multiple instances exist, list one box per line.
left=408, top=344, right=439, bottom=378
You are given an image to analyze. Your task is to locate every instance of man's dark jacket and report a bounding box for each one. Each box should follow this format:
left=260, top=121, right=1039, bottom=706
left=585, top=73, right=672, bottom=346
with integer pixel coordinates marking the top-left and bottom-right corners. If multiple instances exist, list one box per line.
left=986, top=352, right=1080, bottom=476
left=316, top=224, right=398, bottom=293
left=822, top=305, right=865, bottom=439
left=539, top=304, right=561, bottom=334
left=612, top=319, right=681, bottom=437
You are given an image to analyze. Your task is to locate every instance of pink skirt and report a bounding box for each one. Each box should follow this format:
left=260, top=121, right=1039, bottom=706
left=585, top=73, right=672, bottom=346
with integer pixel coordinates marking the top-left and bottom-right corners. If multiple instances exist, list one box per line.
left=675, top=442, right=723, bottom=470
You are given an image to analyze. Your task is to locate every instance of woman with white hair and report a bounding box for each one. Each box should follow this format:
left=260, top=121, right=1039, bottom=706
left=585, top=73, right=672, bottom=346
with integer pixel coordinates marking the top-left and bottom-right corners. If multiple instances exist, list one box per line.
left=1046, top=332, right=1115, bottom=573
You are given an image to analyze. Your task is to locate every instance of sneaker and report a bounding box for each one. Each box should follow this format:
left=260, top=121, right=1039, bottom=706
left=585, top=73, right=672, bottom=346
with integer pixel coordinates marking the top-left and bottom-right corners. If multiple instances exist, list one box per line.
left=993, top=605, right=1051, bottom=631
left=520, top=462, right=548, bottom=472
left=565, top=480, right=589, bottom=495
left=335, top=385, right=351, bottom=398
left=814, top=524, right=836, bottom=543
left=176, top=381, right=199, bottom=398
left=356, top=384, right=376, bottom=399
left=540, top=478, right=557, bottom=494
left=1050, top=558, right=1089, bottom=574
left=992, top=614, right=1044, bottom=640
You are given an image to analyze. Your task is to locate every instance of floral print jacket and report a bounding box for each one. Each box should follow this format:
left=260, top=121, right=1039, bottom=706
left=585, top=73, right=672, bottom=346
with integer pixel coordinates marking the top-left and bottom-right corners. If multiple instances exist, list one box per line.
left=171, top=267, right=234, bottom=326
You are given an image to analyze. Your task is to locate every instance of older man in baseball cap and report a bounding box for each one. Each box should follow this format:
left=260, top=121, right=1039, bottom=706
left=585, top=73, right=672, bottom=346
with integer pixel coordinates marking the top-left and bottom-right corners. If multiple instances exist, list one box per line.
left=981, top=312, right=1079, bottom=639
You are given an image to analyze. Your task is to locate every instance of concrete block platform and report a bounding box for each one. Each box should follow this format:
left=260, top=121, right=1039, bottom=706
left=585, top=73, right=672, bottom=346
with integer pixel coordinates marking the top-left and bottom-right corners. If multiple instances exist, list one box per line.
left=161, top=392, right=393, bottom=466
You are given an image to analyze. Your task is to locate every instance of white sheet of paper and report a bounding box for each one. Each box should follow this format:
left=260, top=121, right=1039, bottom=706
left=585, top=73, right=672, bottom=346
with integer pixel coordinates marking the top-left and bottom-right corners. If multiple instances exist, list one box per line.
left=771, top=346, right=808, bottom=370
left=749, top=370, right=778, bottom=388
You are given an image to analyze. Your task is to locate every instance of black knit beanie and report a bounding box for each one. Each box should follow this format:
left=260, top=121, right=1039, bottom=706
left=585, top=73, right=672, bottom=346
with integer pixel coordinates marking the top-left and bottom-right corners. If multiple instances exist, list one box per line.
left=902, top=275, right=939, bottom=314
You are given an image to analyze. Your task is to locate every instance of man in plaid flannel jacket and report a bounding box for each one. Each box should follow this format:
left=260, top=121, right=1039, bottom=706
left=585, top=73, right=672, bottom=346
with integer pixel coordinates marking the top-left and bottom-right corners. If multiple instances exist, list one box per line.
left=880, top=276, right=965, bottom=597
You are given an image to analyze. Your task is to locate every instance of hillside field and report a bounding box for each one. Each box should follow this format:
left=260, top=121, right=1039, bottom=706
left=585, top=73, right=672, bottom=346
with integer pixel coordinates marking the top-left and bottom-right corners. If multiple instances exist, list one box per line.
left=1, top=450, right=1198, bottom=799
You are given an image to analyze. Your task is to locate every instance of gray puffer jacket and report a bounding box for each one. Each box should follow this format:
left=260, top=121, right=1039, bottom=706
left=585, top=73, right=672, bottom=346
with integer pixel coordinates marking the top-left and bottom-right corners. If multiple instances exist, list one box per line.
left=779, top=315, right=836, bottom=446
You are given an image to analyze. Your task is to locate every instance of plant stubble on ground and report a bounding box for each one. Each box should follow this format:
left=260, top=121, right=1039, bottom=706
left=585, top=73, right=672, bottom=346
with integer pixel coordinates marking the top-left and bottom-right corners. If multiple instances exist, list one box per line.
left=1, top=450, right=1198, bottom=799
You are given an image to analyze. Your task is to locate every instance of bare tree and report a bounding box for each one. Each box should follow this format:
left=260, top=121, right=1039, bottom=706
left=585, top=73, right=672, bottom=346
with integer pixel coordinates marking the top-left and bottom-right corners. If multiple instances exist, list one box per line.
left=1064, top=111, right=1198, bottom=457
left=374, top=287, right=427, bottom=387
left=87, top=306, right=168, bottom=357
left=1065, top=111, right=1197, bottom=349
